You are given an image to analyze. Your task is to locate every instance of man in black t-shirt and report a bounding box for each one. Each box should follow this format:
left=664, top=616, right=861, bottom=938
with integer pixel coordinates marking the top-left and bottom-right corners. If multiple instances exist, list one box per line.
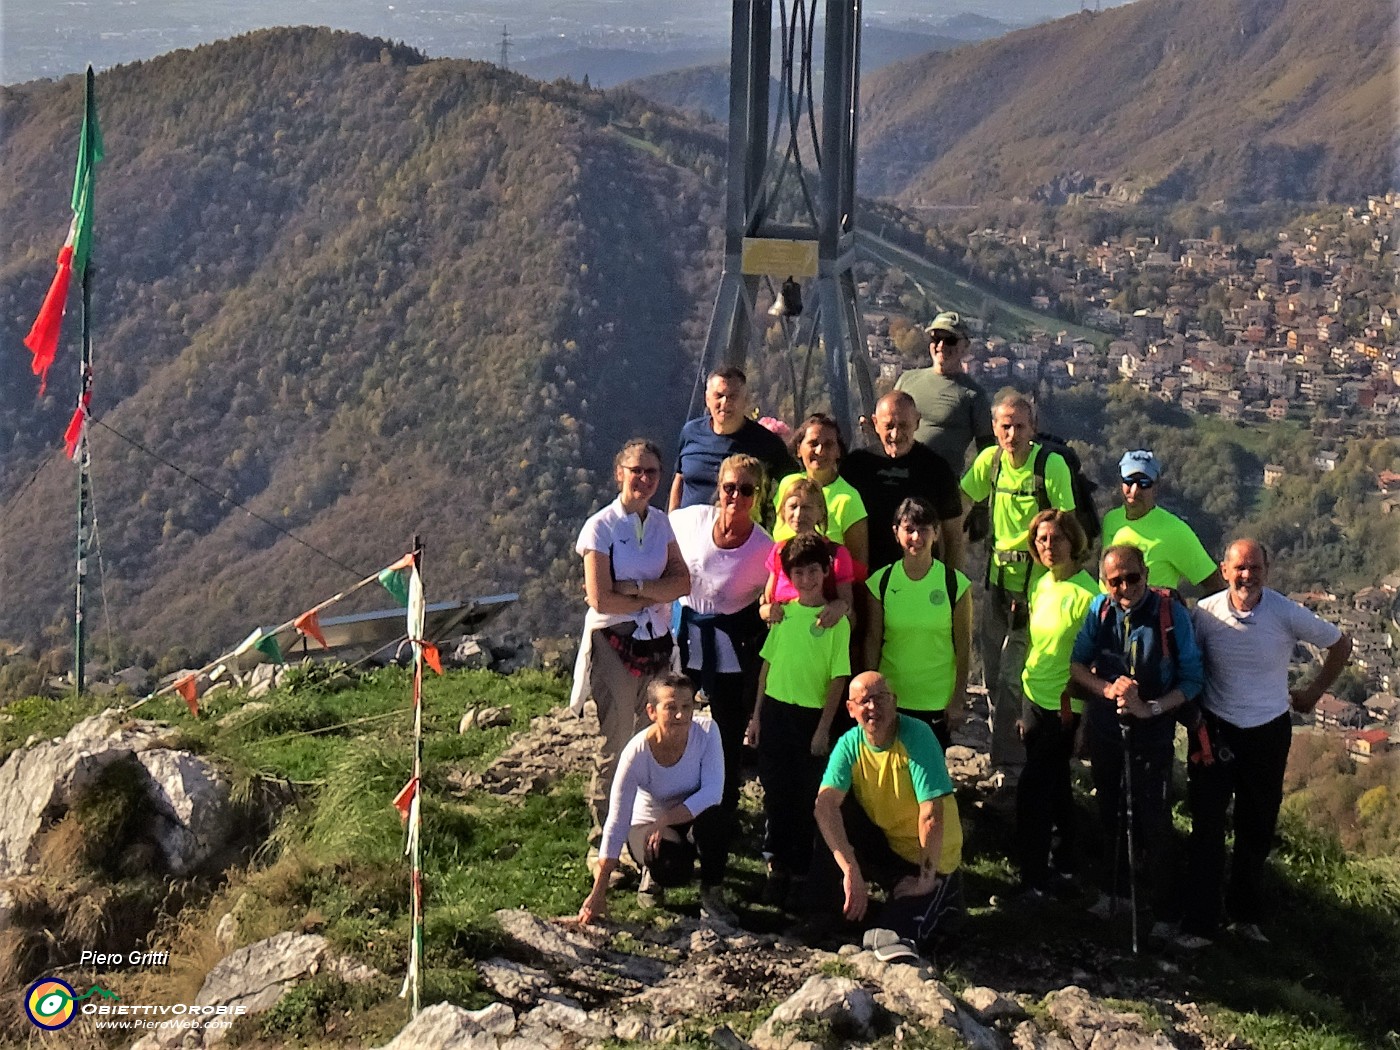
left=843, top=392, right=963, bottom=573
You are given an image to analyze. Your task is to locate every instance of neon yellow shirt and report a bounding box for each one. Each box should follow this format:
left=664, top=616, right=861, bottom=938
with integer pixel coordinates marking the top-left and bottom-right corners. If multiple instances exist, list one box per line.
left=867, top=560, right=971, bottom=712
left=960, top=443, right=1074, bottom=592
left=1101, top=505, right=1217, bottom=590
left=772, top=474, right=868, bottom=545
left=1022, top=569, right=1098, bottom=713
left=822, top=717, right=962, bottom=871
left=759, top=601, right=851, bottom=709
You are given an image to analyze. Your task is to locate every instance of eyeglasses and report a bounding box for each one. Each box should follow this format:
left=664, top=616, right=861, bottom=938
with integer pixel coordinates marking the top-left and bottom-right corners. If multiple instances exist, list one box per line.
left=623, top=466, right=660, bottom=479
left=1106, top=573, right=1143, bottom=589
left=721, top=481, right=757, bottom=498
left=1121, top=476, right=1155, bottom=489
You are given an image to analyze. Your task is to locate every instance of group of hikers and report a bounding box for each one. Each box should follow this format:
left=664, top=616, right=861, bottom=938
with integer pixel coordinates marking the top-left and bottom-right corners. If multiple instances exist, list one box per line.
left=567, top=311, right=1354, bottom=963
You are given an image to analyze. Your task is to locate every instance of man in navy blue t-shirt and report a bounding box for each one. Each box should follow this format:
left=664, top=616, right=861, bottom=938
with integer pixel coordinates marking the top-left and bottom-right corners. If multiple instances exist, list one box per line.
left=668, top=367, right=798, bottom=510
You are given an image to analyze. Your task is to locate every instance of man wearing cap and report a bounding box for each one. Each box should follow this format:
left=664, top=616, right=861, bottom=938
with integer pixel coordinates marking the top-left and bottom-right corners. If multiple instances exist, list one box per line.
left=843, top=391, right=964, bottom=573
left=894, top=312, right=993, bottom=478
left=1102, top=450, right=1224, bottom=595
left=1179, top=539, right=1351, bottom=948
left=812, top=671, right=963, bottom=962
left=669, top=367, right=799, bottom=512
left=960, top=390, right=1075, bottom=784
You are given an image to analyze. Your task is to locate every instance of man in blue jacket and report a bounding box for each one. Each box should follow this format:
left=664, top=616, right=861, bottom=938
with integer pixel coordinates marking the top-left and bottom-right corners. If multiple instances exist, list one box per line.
left=1070, top=544, right=1203, bottom=931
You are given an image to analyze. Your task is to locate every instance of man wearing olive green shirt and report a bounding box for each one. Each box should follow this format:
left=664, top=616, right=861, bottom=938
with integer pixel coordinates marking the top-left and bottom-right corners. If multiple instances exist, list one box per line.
left=1102, top=450, right=1224, bottom=596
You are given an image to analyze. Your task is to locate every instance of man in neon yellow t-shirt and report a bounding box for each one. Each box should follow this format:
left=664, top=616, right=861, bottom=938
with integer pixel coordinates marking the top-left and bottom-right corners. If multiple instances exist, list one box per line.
left=960, top=390, right=1074, bottom=783
left=813, top=672, right=962, bottom=960
left=1101, top=449, right=1224, bottom=595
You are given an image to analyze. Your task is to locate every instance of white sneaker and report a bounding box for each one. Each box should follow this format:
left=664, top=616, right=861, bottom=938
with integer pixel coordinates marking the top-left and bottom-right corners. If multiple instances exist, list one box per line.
left=700, top=886, right=738, bottom=926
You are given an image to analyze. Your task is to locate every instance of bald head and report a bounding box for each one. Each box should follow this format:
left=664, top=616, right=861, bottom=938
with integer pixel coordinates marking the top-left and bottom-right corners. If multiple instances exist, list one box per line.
left=873, top=392, right=920, bottom=458
left=848, top=671, right=899, bottom=745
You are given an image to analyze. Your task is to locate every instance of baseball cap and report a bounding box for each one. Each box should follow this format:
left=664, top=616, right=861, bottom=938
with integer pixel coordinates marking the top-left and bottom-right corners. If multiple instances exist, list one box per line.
left=925, top=311, right=969, bottom=341
left=1119, top=450, right=1163, bottom=482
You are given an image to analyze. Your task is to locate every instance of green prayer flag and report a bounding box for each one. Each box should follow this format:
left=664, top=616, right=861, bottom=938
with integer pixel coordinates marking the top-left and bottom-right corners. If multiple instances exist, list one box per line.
left=379, top=566, right=410, bottom=607
left=254, top=633, right=285, bottom=665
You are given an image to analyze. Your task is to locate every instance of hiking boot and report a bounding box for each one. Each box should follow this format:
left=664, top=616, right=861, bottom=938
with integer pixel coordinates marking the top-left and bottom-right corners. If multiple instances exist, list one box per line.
left=636, top=870, right=664, bottom=909
left=862, top=927, right=922, bottom=965
left=1227, top=921, right=1270, bottom=944
left=699, top=885, right=738, bottom=926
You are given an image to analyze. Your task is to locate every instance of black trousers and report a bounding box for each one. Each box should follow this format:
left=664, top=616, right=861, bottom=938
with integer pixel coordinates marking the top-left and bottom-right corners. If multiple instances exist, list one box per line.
left=1016, top=702, right=1080, bottom=890
left=757, top=698, right=829, bottom=876
left=1182, top=711, right=1292, bottom=935
left=1087, top=724, right=1175, bottom=916
left=627, top=806, right=730, bottom=889
left=683, top=668, right=753, bottom=819
left=808, top=794, right=962, bottom=948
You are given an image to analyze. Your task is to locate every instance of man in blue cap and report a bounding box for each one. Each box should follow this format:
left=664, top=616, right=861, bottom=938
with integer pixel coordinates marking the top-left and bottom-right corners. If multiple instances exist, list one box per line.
left=1100, top=450, right=1223, bottom=596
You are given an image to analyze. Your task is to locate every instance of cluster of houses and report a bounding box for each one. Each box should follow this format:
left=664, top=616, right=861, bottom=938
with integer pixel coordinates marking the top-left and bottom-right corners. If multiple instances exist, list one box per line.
left=865, top=193, right=1399, bottom=459
left=1293, top=579, right=1400, bottom=764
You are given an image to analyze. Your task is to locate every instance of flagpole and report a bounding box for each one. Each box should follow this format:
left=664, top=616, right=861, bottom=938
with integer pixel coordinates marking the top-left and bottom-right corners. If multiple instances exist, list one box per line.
left=73, top=65, right=97, bottom=696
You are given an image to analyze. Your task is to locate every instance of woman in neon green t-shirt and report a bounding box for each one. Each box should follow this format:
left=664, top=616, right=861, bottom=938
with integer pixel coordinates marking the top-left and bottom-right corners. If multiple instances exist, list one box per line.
left=1012, top=508, right=1097, bottom=899
left=772, top=413, right=869, bottom=573
left=862, top=497, right=972, bottom=751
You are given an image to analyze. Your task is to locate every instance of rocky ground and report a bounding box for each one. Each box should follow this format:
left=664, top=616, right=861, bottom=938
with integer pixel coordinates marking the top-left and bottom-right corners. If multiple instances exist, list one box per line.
left=0, top=684, right=1244, bottom=1049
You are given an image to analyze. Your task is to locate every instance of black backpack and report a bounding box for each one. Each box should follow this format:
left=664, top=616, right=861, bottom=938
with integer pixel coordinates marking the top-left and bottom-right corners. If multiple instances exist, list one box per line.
left=989, top=433, right=1101, bottom=544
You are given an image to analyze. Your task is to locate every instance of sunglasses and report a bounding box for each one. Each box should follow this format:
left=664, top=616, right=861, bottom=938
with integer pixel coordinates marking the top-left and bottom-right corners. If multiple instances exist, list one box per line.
left=623, top=465, right=660, bottom=479
left=721, top=481, right=757, bottom=498
left=1106, top=573, right=1143, bottom=589
left=930, top=334, right=963, bottom=347
left=1121, top=476, right=1155, bottom=489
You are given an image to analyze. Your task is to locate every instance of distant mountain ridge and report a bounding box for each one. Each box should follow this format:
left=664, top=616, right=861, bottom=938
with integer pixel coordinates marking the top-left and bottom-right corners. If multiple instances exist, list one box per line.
left=0, top=27, right=724, bottom=651
left=857, top=0, right=1397, bottom=205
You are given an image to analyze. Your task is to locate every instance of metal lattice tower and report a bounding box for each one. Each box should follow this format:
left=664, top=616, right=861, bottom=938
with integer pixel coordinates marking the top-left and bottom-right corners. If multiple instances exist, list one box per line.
left=499, top=26, right=511, bottom=70
left=700, top=0, right=873, bottom=437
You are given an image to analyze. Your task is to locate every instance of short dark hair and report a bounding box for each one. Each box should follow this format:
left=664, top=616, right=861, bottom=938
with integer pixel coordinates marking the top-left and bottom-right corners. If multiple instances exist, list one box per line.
left=708, top=366, right=748, bottom=386
left=892, top=496, right=939, bottom=531
left=646, top=671, right=695, bottom=706
left=780, top=531, right=832, bottom=575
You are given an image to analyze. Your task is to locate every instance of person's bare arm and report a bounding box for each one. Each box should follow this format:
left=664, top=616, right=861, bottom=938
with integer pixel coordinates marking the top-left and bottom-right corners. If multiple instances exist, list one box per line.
left=843, top=519, right=869, bottom=573
left=894, top=798, right=944, bottom=898
left=633, top=541, right=691, bottom=604
left=1291, top=633, right=1354, bottom=713
left=667, top=473, right=684, bottom=513
left=583, top=551, right=654, bottom=615
left=814, top=786, right=869, bottom=921
left=746, top=663, right=770, bottom=747
left=949, top=590, right=972, bottom=730
left=940, top=513, right=965, bottom=574
left=812, top=675, right=849, bottom=756
left=862, top=594, right=885, bottom=674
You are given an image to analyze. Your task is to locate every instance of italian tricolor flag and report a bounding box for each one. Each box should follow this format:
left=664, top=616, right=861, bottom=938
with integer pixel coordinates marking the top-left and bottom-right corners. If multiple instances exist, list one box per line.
left=24, top=67, right=103, bottom=396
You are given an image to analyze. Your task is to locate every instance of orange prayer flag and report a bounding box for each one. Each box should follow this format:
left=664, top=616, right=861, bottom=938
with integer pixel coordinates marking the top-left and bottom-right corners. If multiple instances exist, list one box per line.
left=175, top=675, right=199, bottom=717
left=294, top=609, right=329, bottom=649
left=392, top=776, right=418, bottom=822
left=421, top=643, right=443, bottom=676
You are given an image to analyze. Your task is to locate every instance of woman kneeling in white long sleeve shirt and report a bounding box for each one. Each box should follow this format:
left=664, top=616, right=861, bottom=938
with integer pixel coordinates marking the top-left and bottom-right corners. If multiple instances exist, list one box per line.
left=577, top=672, right=731, bottom=924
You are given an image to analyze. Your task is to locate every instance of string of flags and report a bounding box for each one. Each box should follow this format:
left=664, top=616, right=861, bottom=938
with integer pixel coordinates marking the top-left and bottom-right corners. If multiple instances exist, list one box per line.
left=132, top=550, right=441, bottom=716
left=129, top=547, right=436, bottom=1016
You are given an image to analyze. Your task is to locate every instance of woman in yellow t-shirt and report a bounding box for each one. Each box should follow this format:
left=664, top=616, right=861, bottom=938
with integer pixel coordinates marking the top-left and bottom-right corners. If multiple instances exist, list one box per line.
left=1011, top=508, right=1097, bottom=901
left=772, top=413, right=869, bottom=574
left=862, top=497, right=972, bottom=752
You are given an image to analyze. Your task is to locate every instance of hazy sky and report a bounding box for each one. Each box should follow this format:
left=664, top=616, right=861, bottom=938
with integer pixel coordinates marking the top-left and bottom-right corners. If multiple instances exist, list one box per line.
left=2, top=0, right=1116, bottom=85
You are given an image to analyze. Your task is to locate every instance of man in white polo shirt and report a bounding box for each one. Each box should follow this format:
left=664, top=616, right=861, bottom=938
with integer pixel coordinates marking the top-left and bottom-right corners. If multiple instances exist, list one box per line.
left=1181, top=539, right=1352, bottom=947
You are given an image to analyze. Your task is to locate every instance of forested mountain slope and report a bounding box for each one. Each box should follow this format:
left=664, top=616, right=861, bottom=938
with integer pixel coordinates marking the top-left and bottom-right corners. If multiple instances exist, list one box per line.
left=0, top=28, right=725, bottom=650
left=858, top=0, right=1396, bottom=205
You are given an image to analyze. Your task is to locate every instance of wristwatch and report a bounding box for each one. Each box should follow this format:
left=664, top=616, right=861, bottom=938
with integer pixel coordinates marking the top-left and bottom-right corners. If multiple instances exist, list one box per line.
left=1147, top=700, right=1163, bottom=717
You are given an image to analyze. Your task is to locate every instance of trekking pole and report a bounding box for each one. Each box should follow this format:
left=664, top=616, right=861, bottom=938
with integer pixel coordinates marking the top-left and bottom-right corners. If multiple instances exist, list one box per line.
left=1120, top=719, right=1139, bottom=955
left=1122, top=635, right=1140, bottom=955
